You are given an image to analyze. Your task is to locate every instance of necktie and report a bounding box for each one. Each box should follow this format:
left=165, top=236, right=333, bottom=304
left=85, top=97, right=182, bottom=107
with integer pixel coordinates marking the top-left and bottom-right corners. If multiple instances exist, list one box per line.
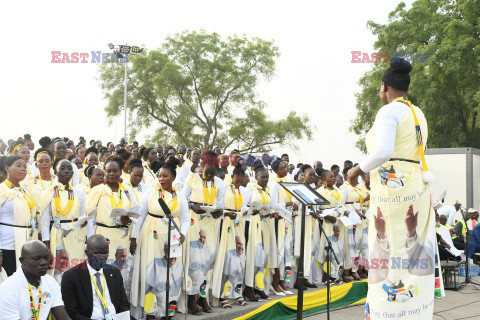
left=94, top=272, right=107, bottom=313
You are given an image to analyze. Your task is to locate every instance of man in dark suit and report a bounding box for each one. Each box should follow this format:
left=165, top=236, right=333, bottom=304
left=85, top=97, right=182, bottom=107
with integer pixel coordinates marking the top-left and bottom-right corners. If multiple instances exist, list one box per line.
left=61, top=235, right=130, bottom=320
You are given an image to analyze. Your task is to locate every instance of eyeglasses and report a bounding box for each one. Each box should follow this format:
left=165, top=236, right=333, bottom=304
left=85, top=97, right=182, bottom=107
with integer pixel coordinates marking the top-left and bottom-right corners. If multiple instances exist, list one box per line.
left=87, top=249, right=109, bottom=258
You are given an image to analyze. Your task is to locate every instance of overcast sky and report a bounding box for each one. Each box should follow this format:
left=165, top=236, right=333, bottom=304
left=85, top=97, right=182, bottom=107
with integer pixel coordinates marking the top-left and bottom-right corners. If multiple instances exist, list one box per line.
left=0, top=0, right=414, bottom=168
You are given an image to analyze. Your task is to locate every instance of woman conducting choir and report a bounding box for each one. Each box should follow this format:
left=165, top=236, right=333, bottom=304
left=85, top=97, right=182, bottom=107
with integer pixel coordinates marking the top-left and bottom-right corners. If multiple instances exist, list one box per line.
left=86, top=155, right=133, bottom=259
left=348, top=58, right=436, bottom=320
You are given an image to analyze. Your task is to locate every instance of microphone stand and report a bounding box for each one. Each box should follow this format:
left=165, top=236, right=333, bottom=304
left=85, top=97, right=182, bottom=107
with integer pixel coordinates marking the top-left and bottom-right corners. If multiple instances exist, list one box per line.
left=277, top=184, right=331, bottom=320
left=313, top=208, right=340, bottom=320
left=158, top=197, right=182, bottom=319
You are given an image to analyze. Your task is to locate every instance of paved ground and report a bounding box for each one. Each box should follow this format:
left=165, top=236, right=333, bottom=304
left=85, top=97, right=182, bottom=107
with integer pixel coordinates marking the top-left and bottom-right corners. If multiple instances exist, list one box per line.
left=307, top=281, right=480, bottom=320
left=168, top=279, right=480, bottom=320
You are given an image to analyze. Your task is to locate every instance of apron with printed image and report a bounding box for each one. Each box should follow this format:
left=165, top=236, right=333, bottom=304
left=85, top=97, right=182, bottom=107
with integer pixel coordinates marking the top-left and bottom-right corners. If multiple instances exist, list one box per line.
left=365, top=100, right=437, bottom=320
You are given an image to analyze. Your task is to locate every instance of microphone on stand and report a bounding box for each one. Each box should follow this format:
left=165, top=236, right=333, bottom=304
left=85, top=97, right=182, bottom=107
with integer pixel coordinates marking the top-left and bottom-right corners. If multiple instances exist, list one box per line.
left=158, top=197, right=181, bottom=318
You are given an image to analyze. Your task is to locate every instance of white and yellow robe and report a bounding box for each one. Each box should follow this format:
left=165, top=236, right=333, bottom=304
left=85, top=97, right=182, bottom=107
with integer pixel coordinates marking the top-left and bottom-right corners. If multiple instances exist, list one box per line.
left=28, top=175, right=54, bottom=232
left=182, top=174, right=225, bottom=297
left=318, top=185, right=350, bottom=271
left=130, top=182, right=190, bottom=311
left=211, top=184, right=247, bottom=299
left=269, top=176, right=295, bottom=282
left=142, top=163, right=157, bottom=187
left=364, top=102, right=436, bottom=319
left=40, top=183, right=87, bottom=270
left=0, top=181, right=37, bottom=269
left=245, top=184, right=271, bottom=290
left=86, top=183, right=133, bottom=259
left=340, top=182, right=368, bottom=270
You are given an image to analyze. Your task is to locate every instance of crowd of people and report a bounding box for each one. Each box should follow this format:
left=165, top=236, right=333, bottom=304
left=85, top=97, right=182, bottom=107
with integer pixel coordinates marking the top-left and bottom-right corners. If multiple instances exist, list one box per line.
left=0, top=134, right=374, bottom=319
left=1, top=134, right=479, bottom=320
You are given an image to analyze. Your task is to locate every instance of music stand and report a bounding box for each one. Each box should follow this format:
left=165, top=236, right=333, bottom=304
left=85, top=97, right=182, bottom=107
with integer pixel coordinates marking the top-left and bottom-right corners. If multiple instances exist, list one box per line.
left=278, top=182, right=332, bottom=320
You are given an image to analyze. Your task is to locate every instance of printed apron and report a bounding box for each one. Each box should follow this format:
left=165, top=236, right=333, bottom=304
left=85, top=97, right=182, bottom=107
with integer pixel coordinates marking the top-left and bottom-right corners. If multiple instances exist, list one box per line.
left=365, top=102, right=436, bottom=320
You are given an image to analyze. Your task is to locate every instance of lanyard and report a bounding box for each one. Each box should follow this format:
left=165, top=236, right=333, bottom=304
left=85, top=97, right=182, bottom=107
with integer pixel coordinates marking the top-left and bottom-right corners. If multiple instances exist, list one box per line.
left=4, top=180, right=36, bottom=209
left=276, top=177, right=293, bottom=199
left=230, top=185, right=243, bottom=210
left=393, top=97, right=430, bottom=174
left=54, top=185, right=75, bottom=216
left=257, top=187, right=270, bottom=205
left=108, top=184, right=131, bottom=209
left=347, top=182, right=364, bottom=203
left=28, top=284, right=42, bottom=320
left=159, top=188, right=179, bottom=211
left=127, top=181, right=139, bottom=204
left=201, top=177, right=217, bottom=205
left=325, top=186, right=341, bottom=201
left=37, top=176, right=53, bottom=189
left=144, top=164, right=156, bottom=178
left=89, top=273, right=109, bottom=313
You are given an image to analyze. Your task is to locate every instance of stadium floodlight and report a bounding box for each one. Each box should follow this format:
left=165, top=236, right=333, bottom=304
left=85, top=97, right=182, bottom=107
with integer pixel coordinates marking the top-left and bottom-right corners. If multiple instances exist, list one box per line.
left=131, top=46, right=144, bottom=53
left=108, top=43, right=144, bottom=141
left=119, top=45, right=131, bottom=54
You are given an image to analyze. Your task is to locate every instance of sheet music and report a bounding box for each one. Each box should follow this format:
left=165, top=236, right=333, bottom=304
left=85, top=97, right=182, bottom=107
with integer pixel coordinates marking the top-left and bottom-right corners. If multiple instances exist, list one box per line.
left=112, top=311, right=130, bottom=320
left=109, top=207, right=141, bottom=219
left=199, top=206, right=217, bottom=214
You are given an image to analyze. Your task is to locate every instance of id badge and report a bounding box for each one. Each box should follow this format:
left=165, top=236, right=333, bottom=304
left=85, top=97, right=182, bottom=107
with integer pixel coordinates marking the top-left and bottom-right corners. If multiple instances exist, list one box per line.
left=105, top=313, right=113, bottom=320
left=54, top=217, right=61, bottom=229
left=30, top=217, right=37, bottom=230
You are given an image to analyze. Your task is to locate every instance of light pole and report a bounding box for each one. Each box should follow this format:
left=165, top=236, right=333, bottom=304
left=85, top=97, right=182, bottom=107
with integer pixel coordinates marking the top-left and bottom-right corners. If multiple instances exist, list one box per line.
left=108, top=43, right=144, bottom=141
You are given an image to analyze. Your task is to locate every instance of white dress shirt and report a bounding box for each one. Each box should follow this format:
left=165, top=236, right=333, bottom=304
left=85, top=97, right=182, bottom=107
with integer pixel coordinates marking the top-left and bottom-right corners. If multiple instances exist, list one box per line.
left=87, top=263, right=116, bottom=319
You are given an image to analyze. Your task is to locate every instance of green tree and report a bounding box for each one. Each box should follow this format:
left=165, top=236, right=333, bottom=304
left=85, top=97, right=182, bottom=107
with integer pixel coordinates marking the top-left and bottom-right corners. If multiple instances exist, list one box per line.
left=351, top=0, right=480, bottom=152
left=99, top=30, right=313, bottom=152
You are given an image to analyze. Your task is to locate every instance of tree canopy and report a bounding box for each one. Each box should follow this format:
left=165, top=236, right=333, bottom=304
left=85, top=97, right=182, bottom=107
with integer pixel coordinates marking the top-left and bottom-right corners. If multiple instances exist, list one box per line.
left=351, top=0, right=480, bottom=152
left=99, top=30, right=313, bottom=152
